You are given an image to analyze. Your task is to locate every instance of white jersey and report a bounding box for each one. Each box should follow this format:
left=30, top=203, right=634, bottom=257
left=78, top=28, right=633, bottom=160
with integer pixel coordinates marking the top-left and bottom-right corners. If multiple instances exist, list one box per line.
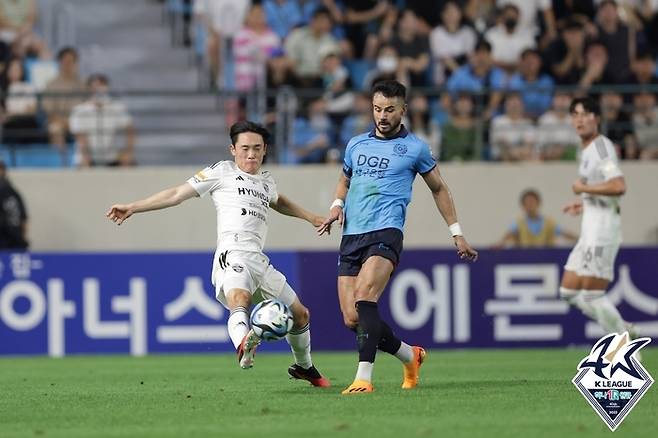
left=187, top=160, right=278, bottom=253
left=577, top=135, right=623, bottom=244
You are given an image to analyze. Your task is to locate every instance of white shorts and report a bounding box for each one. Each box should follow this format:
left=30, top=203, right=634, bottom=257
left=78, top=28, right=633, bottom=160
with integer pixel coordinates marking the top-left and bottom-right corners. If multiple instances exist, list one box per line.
left=564, top=240, right=620, bottom=281
left=212, top=250, right=297, bottom=309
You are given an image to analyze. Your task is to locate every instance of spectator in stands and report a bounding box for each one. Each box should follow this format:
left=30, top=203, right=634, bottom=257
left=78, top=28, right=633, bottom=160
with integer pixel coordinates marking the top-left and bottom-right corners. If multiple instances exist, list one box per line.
left=284, top=7, right=338, bottom=87
left=497, top=0, right=557, bottom=49
left=287, top=98, right=332, bottom=164
left=490, top=93, right=537, bottom=161
left=339, top=92, right=373, bottom=148
left=446, top=40, right=506, bottom=120
left=629, top=50, right=658, bottom=88
left=552, top=0, right=596, bottom=24
left=69, top=74, right=136, bottom=168
left=343, top=0, right=391, bottom=59
left=194, top=0, right=250, bottom=87
left=600, top=90, right=639, bottom=160
left=363, top=44, right=407, bottom=89
left=464, top=0, right=497, bottom=34
left=440, top=93, right=478, bottom=161
left=579, top=40, right=614, bottom=89
left=0, top=56, right=43, bottom=146
left=0, top=160, right=28, bottom=249
left=42, top=47, right=85, bottom=151
left=632, top=90, right=658, bottom=159
left=545, top=18, right=587, bottom=85
left=484, top=4, right=536, bottom=73
left=263, top=0, right=303, bottom=40
left=493, top=188, right=577, bottom=248
left=429, top=1, right=477, bottom=86
left=596, top=0, right=635, bottom=84
left=406, top=94, right=441, bottom=158
left=264, top=48, right=299, bottom=123
left=0, top=0, right=49, bottom=59
left=321, top=49, right=353, bottom=122
left=233, top=3, right=281, bottom=92
left=388, top=9, right=430, bottom=87
left=508, top=48, right=554, bottom=119
left=536, top=90, right=579, bottom=160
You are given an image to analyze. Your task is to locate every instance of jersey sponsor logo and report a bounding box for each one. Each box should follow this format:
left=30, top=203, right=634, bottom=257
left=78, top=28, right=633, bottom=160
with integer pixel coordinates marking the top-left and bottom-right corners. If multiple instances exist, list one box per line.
left=355, top=154, right=390, bottom=178
left=357, top=154, right=389, bottom=169
left=572, top=332, right=653, bottom=431
left=237, top=187, right=269, bottom=206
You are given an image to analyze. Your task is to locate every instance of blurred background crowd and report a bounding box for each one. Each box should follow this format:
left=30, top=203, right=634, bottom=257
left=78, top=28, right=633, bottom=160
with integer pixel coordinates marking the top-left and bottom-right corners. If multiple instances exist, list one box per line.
left=1, top=0, right=658, bottom=167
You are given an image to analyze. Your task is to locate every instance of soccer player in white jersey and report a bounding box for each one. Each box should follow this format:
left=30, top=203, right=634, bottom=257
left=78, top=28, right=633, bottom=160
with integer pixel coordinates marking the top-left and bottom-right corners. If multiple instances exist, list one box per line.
left=559, top=96, right=632, bottom=337
left=106, top=121, right=330, bottom=387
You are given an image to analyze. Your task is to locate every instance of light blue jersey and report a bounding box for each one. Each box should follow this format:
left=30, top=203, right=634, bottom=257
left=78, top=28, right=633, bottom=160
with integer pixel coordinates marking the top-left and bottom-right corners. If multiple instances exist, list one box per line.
left=342, top=125, right=436, bottom=235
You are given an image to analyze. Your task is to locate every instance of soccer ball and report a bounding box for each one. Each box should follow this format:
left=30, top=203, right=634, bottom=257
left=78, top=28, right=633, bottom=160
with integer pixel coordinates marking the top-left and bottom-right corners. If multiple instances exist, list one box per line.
left=250, top=299, right=294, bottom=341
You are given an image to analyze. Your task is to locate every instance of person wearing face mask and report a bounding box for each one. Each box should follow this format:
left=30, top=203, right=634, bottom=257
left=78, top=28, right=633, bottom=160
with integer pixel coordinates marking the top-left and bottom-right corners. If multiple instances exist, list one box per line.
left=69, top=74, right=136, bottom=168
left=484, top=4, right=536, bottom=73
left=363, top=44, right=407, bottom=89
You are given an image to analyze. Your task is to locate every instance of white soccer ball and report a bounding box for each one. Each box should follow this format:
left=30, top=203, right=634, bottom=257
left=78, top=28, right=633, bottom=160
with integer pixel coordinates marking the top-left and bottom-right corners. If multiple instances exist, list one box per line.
left=250, top=299, right=294, bottom=341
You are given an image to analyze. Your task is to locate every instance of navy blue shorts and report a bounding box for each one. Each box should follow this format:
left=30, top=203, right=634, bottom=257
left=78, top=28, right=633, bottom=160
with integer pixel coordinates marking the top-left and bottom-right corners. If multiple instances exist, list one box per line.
left=338, top=228, right=403, bottom=277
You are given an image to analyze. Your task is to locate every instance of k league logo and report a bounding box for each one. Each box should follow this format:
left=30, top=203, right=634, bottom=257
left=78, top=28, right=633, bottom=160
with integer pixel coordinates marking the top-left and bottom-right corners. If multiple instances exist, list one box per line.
left=572, top=332, right=653, bottom=431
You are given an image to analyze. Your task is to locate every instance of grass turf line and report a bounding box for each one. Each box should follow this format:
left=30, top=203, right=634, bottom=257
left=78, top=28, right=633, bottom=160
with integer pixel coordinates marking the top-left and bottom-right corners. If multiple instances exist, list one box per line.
left=1, top=349, right=657, bottom=438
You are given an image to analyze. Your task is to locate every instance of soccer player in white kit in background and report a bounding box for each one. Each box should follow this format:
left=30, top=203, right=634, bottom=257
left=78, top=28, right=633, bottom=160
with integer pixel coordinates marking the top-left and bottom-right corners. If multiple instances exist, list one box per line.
left=106, top=121, right=330, bottom=387
left=559, top=96, right=634, bottom=338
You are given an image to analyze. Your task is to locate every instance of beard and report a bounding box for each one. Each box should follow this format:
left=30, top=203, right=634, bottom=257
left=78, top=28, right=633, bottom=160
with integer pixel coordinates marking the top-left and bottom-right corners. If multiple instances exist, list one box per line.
left=376, top=118, right=401, bottom=136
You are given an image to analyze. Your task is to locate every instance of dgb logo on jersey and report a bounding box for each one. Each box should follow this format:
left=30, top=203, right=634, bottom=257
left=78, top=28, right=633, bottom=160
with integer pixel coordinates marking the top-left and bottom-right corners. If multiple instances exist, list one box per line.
left=572, top=332, right=653, bottom=431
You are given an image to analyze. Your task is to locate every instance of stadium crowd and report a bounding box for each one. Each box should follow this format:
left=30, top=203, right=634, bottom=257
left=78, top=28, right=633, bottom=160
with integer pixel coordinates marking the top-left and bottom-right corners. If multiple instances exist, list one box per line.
left=190, top=0, right=658, bottom=163
left=1, top=0, right=658, bottom=166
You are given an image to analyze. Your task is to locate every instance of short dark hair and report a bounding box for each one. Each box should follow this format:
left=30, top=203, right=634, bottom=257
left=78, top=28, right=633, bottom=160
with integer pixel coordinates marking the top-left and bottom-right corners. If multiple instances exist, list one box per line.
left=569, top=96, right=600, bottom=116
left=312, top=6, right=332, bottom=20
left=520, top=189, right=541, bottom=204
left=229, top=120, right=271, bottom=145
left=87, top=73, right=109, bottom=86
left=57, top=46, right=78, bottom=62
left=474, top=39, right=492, bottom=53
left=371, top=80, right=406, bottom=100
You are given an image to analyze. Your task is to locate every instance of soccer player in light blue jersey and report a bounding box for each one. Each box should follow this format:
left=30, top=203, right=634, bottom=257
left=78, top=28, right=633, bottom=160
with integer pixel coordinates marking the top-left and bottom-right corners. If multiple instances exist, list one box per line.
left=318, top=80, right=478, bottom=394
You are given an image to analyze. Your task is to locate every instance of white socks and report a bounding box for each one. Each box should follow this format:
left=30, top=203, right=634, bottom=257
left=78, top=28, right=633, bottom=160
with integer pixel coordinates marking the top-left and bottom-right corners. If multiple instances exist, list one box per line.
left=582, top=290, right=627, bottom=334
left=355, top=361, right=374, bottom=382
left=227, top=306, right=249, bottom=349
left=560, top=287, right=595, bottom=318
left=394, top=342, right=415, bottom=363
left=286, top=323, right=313, bottom=369
left=561, top=287, right=626, bottom=334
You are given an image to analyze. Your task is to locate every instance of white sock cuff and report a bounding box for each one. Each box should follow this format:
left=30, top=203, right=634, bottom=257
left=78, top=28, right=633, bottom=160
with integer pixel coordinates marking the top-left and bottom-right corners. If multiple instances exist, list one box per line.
left=559, top=287, right=579, bottom=298
left=581, top=290, right=606, bottom=301
left=229, top=306, right=248, bottom=316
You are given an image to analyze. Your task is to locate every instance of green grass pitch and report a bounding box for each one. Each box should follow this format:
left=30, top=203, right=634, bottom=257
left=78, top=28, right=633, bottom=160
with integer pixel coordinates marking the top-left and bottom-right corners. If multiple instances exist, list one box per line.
left=1, top=349, right=657, bottom=438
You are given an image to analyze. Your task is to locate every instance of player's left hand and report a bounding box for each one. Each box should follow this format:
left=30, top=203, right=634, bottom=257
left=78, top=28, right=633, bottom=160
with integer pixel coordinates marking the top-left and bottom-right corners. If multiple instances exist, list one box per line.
left=572, top=178, right=587, bottom=194
left=454, top=236, right=478, bottom=261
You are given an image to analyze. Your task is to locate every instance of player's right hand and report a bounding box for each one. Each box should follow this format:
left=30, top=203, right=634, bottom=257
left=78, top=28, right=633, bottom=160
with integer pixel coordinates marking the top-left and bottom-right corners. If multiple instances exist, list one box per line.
left=562, top=201, right=583, bottom=216
left=106, top=204, right=134, bottom=225
left=316, top=206, right=343, bottom=235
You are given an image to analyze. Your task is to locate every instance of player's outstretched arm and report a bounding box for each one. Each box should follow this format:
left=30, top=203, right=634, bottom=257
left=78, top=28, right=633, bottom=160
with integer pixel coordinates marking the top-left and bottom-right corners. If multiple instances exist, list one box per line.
left=270, top=194, right=325, bottom=228
left=562, top=199, right=583, bottom=216
left=106, top=182, right=198, bottom=225
left=422, top=166, right=478, bottom=261
left=317, top=173, right=349, bottom=235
